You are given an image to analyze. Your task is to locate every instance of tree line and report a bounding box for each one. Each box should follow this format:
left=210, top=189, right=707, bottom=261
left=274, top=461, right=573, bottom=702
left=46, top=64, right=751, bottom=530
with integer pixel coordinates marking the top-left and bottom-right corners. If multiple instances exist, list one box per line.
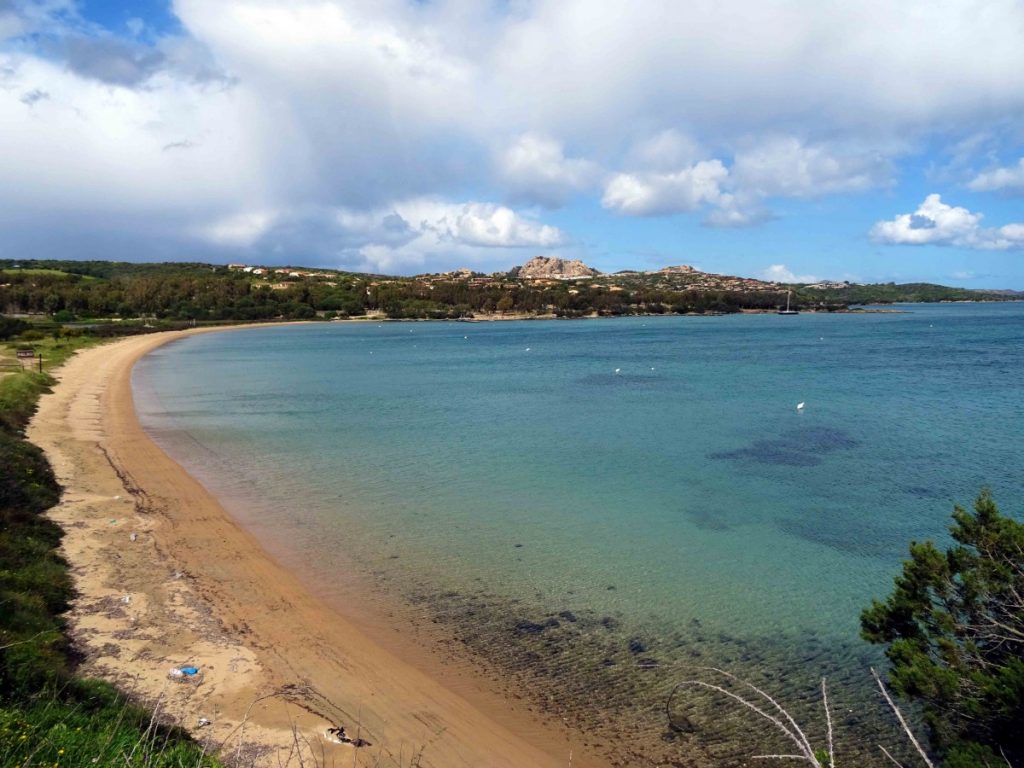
left=1, top=260, right=826, bottom=322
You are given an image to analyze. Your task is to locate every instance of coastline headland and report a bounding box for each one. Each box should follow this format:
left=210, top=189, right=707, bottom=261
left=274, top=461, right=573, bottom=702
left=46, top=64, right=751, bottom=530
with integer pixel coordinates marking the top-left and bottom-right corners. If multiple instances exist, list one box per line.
left=27, top=325, right=610, bottom=768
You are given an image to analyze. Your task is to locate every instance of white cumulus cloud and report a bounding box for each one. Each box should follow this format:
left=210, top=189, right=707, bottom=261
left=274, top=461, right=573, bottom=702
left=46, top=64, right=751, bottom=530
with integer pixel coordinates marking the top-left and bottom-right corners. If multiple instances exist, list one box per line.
left=602, top=160, right=728, bottom=216
left=871, top=194, right=1024, bottom=250
left=394, top=199, right=566, bottom=249
left=351, top=200, right=567, bottom=273
left=192, top=198, right=567, bottom=273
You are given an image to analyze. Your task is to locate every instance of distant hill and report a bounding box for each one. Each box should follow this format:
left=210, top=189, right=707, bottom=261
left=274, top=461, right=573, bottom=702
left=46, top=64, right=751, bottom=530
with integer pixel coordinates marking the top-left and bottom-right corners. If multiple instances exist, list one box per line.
left=790, top=281, right=1023, bottom=305
left=0, top=258, right=1019, bottom=325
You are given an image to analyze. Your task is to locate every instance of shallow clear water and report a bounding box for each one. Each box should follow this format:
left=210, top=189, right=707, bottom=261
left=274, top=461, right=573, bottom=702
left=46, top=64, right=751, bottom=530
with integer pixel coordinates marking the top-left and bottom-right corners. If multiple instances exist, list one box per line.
left=134, top=303, right=1024, bottom=763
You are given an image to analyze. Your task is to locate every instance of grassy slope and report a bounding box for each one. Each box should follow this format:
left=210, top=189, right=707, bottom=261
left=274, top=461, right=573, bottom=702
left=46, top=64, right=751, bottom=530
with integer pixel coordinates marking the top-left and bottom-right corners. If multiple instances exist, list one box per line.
left=0, top=338, right=222, bottom=768
left=0, top=269, right=97, bottom=280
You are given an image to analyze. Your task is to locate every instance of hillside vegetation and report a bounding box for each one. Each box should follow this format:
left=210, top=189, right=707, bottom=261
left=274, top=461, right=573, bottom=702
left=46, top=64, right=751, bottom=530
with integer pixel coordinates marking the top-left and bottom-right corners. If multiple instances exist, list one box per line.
left=3, top=259, right=1016, bottom=324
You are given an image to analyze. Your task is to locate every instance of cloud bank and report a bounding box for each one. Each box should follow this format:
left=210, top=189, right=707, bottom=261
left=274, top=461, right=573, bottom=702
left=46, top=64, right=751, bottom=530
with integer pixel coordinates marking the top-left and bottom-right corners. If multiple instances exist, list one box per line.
left=3, top=0, right=1024, bottom=272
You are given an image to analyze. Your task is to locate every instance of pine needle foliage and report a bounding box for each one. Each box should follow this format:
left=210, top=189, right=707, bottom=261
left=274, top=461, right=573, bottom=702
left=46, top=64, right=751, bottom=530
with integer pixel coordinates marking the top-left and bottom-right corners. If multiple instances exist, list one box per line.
left=861, top=491, right=1024, bottom=766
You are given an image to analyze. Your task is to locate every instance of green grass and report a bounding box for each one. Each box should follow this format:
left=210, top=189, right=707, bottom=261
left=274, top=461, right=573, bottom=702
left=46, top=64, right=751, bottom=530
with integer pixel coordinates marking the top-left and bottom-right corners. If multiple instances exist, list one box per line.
left=0, top=268, right=97, bottom=280
left=1, top=687, right=220, bottom=768
left=0, top=334, right=105, bottom=383
left=28, top=336, right=104, bottom=371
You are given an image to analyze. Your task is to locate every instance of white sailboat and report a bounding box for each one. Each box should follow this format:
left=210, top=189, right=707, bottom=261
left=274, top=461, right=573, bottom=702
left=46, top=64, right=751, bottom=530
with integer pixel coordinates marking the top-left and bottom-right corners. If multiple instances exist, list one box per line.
left=778, top=290, right=799, bottom=315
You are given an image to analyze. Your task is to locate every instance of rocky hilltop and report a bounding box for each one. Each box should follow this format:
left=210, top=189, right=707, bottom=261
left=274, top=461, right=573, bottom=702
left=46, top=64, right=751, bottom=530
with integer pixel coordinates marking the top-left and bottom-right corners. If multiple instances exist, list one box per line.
left=657, top=265, right=698, bottom=275
left=512, top=256, right=602, bottom=280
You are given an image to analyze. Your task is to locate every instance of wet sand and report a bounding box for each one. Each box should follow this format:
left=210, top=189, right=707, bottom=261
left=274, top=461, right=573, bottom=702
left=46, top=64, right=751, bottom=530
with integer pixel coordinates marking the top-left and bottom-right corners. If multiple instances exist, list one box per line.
left=28, top=326, right=610, bottom=768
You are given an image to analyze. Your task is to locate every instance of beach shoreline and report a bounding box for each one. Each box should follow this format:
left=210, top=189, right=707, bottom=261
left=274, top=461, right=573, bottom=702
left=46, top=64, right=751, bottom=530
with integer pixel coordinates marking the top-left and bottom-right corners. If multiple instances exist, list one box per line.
left=27, top=326, right=610, bottom=768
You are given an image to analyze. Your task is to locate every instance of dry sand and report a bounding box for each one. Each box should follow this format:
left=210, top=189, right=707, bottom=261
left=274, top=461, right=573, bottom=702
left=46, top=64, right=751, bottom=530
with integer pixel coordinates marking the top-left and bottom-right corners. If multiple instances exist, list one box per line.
left=28, top=327, right=611, bottom=768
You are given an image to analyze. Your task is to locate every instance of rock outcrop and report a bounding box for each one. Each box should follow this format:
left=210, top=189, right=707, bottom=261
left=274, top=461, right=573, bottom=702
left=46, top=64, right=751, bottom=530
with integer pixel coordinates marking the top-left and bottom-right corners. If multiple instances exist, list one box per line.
left=513, top=256, right=601, bottom=279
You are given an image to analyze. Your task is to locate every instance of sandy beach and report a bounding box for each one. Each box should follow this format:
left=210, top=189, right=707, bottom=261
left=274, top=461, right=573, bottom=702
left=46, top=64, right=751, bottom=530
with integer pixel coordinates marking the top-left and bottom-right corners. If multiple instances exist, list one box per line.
left=27, top=327, right=610, bottom=768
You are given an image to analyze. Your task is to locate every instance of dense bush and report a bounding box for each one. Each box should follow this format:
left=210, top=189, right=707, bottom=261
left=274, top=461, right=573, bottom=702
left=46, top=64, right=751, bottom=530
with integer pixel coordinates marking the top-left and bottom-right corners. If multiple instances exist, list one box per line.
left=862, top=491, right=1024, bottom=765
left=0, top=317, right=29, bottom=340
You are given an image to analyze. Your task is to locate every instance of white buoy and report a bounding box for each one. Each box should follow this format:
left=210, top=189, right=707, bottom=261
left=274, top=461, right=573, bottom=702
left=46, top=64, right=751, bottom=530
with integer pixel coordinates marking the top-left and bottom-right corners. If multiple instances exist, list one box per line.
left=614, top=368, right=621, bottom=374
left=796, top=402, right=805, bottom=411
left=525, top=347, right=531, bottom=351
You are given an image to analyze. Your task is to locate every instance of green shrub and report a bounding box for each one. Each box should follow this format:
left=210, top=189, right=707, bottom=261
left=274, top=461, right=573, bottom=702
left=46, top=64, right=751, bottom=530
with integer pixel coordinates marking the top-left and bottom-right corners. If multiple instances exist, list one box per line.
left=862, top=491, right=1024, bottom=763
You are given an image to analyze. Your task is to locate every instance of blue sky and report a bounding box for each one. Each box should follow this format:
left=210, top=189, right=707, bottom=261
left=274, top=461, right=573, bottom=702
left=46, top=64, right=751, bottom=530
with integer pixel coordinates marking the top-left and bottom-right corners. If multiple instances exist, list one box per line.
left=2, top=1, right=1024, bottom=286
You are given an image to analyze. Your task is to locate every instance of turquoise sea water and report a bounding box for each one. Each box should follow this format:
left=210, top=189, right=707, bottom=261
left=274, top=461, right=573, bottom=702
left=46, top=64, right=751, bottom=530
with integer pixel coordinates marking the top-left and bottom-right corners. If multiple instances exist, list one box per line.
left=134, top=303, right=1023, bottom=763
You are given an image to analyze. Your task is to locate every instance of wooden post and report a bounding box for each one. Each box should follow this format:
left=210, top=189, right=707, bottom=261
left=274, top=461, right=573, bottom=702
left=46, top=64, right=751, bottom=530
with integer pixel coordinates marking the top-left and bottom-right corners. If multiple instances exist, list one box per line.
left=38, top=354, right=42, bottom=374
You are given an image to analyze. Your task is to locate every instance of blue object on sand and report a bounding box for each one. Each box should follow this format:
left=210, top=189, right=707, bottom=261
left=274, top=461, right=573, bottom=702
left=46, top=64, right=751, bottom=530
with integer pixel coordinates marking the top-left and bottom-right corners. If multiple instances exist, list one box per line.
left=180, top=666, right=199, bottom=676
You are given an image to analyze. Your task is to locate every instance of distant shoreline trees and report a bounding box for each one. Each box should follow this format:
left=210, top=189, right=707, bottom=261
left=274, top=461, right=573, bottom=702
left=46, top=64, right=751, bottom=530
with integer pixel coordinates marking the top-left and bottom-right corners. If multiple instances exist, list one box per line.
left=4, top=258, right=1010, bottom=325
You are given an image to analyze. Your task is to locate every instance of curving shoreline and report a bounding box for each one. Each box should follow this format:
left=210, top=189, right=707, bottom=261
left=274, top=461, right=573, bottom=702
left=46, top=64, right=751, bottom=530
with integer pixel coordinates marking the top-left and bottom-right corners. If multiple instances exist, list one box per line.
left=27, top=326, right=609, bottom=768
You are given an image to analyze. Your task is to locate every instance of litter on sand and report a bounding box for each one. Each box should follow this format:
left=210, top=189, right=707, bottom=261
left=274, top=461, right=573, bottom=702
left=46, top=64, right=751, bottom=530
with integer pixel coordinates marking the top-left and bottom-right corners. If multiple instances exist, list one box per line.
left=324, top=726, right=371, bottom=748
left=168, top=665, right=201, bottom=681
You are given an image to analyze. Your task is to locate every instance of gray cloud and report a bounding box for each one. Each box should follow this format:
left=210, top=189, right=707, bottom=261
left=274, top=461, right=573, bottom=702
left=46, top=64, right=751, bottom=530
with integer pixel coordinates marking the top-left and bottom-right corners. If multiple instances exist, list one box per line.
left=46, top=35, right=165, bottom=86
left=162, top=140, right=195, bottom=151
left=19, top=87, right=47, bottom=105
